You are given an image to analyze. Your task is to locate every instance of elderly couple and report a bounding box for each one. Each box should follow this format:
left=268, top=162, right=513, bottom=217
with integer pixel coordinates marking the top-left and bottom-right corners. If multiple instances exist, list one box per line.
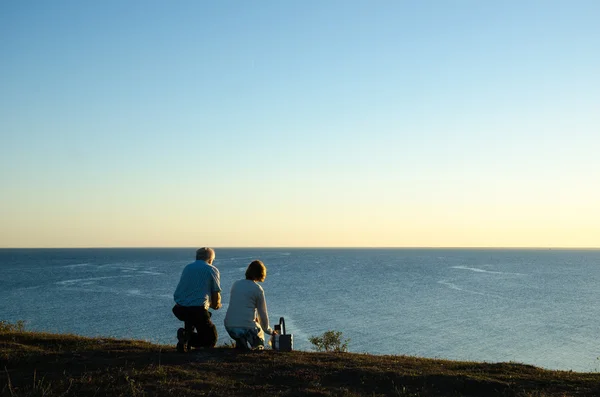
left=172, top=247, right=275, bottom=351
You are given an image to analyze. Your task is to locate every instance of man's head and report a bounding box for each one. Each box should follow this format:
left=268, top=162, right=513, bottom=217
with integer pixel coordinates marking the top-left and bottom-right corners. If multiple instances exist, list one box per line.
left=196, top=247, right=216, bottom=264
left=245, top=260, right=266, bottom=282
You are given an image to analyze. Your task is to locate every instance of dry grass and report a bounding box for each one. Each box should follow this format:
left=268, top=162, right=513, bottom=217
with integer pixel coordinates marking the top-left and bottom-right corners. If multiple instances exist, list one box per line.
left=2, top=329, right=600, bottom=396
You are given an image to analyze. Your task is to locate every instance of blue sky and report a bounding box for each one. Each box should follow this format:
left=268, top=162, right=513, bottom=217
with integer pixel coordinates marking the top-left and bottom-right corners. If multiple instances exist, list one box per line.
left=1, top=1, right=599, bottom=247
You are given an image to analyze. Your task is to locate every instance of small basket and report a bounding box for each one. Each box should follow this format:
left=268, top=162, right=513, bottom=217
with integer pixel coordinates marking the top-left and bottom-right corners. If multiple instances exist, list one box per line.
left=275, top=317, right=293, bottom=352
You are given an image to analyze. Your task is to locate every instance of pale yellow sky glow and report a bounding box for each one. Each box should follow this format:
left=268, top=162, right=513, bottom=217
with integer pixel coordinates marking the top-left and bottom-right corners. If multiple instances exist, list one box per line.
left=2, top=178, right=598, bottom=247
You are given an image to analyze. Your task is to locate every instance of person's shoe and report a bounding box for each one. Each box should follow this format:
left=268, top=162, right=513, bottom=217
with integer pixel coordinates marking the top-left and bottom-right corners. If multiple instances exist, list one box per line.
left=234, top=338, right=249, bottom=350
left=176, top=328, right=187, bottom=353
left=177, top=327, right=186, bottom=343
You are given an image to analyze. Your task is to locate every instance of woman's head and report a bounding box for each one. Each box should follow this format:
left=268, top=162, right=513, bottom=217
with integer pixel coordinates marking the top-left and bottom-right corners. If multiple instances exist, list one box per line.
left=245, top=260, right=267, bottom=282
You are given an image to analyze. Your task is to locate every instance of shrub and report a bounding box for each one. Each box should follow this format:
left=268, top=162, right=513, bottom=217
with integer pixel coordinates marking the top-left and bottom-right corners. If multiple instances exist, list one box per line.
left=0, top=320, right=26, bottom=332
left=309, top=330, right=350, bottom=352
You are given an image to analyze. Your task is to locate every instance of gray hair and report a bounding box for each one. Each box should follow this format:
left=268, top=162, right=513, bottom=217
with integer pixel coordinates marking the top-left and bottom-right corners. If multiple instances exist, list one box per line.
left=196, top=247, right=215, bottom=261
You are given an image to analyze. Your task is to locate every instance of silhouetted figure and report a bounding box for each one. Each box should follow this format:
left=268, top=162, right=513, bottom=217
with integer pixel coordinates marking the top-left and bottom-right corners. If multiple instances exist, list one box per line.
left=224, top=260, right=275, bottom=349
left=172, top=247, right=222, bottom=351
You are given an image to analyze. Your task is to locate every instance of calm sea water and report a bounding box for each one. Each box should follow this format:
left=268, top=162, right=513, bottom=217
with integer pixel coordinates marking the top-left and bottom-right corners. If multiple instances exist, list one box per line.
left=1, top=248, right=599, bottom=372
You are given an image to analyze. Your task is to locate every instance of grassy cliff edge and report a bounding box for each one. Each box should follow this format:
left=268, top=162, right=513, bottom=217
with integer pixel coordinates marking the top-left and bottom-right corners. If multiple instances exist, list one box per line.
left=2, top=329, right=600, bottom=396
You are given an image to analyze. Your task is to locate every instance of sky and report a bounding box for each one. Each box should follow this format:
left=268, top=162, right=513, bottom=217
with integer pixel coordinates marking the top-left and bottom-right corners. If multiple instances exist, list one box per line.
left=1, top=1, right=599, bottom=248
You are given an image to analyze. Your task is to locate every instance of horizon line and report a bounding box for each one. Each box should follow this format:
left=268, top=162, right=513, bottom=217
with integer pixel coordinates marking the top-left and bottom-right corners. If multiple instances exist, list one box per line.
left=1, top=246, right=599, bottom=250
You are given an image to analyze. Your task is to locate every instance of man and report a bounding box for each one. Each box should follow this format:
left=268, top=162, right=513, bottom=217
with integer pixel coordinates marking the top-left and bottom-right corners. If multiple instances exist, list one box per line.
left=172, top=247, right=222, bottom=351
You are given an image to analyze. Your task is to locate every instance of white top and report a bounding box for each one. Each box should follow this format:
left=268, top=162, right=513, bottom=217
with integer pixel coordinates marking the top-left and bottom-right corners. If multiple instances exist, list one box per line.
left=224, top=279, right=273, bottom=334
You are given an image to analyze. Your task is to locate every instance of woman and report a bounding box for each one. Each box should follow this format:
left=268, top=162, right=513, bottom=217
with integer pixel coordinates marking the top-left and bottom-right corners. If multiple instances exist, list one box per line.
left=224, top=260, right=274, bottom=350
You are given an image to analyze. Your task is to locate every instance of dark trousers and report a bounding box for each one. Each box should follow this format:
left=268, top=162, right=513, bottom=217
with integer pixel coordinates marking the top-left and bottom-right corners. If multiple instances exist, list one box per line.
left=172, top=304, right=218, bottom=348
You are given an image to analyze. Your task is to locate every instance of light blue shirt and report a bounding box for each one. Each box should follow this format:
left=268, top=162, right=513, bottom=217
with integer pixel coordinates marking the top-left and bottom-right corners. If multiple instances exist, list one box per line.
left=173, top=260, right=221, bottom=309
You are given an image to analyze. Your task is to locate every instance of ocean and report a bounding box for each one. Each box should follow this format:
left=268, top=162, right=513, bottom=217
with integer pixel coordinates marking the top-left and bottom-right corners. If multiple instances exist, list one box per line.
left=1, top=248, right=599, bottom=372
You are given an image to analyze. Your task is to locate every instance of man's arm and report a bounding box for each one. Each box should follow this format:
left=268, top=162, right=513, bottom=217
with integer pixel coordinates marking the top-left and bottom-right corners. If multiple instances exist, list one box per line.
left=210, top=291, right=222, bottom=310
left=209, top=268, right=222, bottom=310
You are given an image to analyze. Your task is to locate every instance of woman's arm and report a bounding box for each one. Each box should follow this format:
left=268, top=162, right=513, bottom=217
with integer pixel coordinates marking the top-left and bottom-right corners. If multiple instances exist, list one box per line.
left=256, top=289, right=272, bottom=334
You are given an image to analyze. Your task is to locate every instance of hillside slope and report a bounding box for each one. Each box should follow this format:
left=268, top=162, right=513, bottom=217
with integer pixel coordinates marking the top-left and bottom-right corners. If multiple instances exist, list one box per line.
left=2, top=330, right=600, bottom=396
